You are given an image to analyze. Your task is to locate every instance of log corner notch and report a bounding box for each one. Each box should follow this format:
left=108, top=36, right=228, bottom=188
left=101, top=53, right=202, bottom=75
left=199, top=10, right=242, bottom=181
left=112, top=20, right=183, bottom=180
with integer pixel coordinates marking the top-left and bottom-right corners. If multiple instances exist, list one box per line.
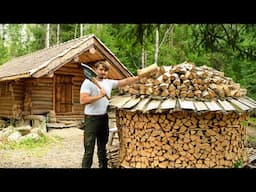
left=89, top=47, right=96, bottom=54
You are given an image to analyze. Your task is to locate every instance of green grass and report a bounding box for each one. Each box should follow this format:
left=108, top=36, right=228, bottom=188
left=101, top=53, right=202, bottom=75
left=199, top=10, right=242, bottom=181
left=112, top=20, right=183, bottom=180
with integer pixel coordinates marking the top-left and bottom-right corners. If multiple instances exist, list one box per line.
left=232, top=159, right=244, bottom=168
left=242, top=120, right=248, bottom=127
left=248, top=135, right=256, bottom=143
left=0, top=135, right=63, bottom=157
left=249, top=117, right=256, bottom=124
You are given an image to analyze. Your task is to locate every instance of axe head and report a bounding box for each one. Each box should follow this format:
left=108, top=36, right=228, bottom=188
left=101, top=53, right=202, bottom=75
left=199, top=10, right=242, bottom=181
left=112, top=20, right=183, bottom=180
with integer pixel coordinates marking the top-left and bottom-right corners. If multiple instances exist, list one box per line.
left=81, top=63, right=97, bottom=80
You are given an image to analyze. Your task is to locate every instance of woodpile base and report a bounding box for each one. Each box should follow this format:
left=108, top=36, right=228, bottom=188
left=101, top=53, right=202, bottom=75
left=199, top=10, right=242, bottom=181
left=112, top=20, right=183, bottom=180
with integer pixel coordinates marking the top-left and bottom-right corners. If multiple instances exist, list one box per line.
left=116, top=110, right=249, bottom=168
left=107, top=144, right=120, bottom=168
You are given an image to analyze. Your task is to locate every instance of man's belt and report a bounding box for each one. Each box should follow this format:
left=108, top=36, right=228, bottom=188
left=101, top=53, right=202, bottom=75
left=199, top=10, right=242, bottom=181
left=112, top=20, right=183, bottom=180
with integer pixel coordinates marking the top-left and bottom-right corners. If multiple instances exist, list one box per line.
left=85, top=114, right=108, bottom=118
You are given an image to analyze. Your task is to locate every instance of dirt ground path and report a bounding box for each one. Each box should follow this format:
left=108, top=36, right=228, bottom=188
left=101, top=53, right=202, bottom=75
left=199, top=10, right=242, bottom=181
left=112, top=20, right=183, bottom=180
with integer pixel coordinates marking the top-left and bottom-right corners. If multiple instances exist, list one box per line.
left=1, top=126, right=256, bottom=168
left=247, top=126, right=256, bottom=138
left=0, top=128, right=99, bottom=168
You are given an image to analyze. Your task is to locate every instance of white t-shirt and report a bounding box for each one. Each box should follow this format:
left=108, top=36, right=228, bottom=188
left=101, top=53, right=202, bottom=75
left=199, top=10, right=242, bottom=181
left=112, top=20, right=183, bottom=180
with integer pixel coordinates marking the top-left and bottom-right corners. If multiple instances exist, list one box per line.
left=80, top=79, right=118, bottom=115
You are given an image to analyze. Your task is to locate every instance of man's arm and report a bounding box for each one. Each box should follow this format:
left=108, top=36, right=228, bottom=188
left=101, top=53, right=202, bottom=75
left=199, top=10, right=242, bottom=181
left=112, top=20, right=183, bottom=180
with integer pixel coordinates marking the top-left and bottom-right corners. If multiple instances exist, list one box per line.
left=80, top=89, right=106, bottom=104
left=117, top=76, right=140, bottom=88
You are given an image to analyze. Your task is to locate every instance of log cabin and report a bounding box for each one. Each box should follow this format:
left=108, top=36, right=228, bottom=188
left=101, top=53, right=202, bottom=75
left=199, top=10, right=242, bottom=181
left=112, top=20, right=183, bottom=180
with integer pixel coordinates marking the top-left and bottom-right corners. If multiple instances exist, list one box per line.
left=0, top=34, right=132, bottom=123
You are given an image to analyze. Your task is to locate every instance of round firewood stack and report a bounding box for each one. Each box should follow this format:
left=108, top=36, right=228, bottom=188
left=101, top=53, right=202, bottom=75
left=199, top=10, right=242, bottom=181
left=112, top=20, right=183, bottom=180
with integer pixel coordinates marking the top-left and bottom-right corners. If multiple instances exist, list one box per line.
left=109, top=61, right=256, bottom=168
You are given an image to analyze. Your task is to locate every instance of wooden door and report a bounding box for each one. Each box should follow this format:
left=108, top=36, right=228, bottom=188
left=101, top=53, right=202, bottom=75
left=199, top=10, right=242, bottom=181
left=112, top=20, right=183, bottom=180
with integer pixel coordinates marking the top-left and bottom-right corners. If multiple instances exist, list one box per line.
left=55, top=75, right=73, bottom=113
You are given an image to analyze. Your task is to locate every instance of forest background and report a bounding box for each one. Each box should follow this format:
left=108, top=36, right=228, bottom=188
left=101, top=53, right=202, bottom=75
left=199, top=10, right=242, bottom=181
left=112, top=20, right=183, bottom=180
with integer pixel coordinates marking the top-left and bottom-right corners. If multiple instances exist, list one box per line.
left=0, top=24, right=255, bottom=99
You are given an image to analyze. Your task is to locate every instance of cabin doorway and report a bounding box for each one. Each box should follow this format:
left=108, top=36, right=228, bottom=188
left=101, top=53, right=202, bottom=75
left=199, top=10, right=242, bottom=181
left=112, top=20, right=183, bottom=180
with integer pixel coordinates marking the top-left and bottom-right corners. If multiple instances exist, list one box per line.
left=55, top=75, right=73, bottom=113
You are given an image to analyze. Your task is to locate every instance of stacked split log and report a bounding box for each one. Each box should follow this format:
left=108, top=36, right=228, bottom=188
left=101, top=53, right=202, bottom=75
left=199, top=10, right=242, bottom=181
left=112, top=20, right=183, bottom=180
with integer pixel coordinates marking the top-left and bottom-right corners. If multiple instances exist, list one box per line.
left=107, top=144, right=120, bottom=168
left=119, top=62, right=247, bottom=99
left=116, top=110, right=249, bottom=168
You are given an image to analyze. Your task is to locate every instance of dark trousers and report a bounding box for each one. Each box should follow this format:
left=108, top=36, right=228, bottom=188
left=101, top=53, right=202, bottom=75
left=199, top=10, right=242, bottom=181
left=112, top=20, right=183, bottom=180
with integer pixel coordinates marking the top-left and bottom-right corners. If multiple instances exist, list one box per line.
left=82, top=114, right=109, bottom=168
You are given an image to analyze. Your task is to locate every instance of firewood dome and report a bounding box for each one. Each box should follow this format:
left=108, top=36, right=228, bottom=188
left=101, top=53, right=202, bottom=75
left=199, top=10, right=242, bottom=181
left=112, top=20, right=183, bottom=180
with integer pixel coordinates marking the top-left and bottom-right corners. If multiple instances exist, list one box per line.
left=109, top=62, right=256, bottom=168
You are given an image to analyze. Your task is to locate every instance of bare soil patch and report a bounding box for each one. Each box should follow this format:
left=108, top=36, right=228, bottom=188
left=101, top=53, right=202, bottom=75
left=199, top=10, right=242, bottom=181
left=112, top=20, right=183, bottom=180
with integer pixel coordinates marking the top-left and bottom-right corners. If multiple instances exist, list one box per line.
left=0, top=128, right=99, bottom=168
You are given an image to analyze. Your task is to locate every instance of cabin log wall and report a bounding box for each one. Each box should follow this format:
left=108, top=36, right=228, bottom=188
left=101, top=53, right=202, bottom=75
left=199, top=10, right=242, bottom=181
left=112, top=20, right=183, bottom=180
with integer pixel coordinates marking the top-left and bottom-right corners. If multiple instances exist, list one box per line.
left=0, top=80, right=25, bottom=119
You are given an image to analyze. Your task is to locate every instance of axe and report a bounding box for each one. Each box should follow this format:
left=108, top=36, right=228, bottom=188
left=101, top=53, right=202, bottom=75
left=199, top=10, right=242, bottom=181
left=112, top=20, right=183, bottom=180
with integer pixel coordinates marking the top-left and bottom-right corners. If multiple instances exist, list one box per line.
left=81, top=63, right=110, bottom=100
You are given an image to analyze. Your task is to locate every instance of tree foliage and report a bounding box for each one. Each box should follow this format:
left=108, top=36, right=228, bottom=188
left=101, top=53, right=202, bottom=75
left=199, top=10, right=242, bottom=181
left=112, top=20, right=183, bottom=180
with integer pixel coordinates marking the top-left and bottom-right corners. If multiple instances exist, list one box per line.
left=0, top=24, right=255, bottom=99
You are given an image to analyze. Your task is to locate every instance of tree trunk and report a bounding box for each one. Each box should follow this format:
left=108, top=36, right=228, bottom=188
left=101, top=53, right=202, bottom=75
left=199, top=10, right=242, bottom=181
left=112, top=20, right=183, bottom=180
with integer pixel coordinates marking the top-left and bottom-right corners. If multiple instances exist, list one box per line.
left=21, top=24, right=25, bottom=47
left=97, top=24, right=102, bottom=34
left=80, top=24, right=83, bottom=37
left=83, top=24, right=87, bottom=35
left=45, top=24, right=50, bottom=48
left=141, top=27, right=146, bottom=68
left=141, top=44, right=145, bottom=68
left=154, top=25, right=159, bottom=64
left=159, top=24, right=174, bottom=49
left=74, top=24, right=78, bottom=38
left=56, top=24, right=60, bottom=44
left=170, top=25, right=174, bottom=48
left=0, top=24, right=4, bottom=40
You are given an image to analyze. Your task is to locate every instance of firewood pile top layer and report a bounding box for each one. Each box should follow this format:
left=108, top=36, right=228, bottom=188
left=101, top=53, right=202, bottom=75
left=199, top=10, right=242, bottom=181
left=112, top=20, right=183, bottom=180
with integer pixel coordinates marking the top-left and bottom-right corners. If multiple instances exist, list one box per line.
left=109, top=95, right=256, bottom=113
left=110, top=62, right=256, bottom=112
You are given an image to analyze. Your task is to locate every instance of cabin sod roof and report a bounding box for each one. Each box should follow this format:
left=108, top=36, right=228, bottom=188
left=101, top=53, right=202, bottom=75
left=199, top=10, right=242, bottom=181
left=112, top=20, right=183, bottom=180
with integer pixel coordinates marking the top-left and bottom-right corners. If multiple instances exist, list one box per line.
left=109, top=62, right=256, bottom=113
left=0, top=34, right=132, bottom=81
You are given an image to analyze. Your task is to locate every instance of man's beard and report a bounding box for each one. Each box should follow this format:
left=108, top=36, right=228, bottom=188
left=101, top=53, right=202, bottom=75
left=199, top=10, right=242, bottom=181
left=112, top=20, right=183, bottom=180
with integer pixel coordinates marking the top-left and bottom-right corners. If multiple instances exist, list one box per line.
left=97, top=75, right=105, bottom=80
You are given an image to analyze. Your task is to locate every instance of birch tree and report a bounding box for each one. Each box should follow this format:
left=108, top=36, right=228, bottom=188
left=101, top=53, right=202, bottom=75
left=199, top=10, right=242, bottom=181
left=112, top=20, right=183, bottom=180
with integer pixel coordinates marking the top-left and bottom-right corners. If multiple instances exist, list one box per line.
left=56, top=24, right=60, bottom=44
left=74, top=24, right=78, bottom=38
left=45, top=24, right=50, bottom=48
left=80, top=24, right=83, bottom=37
left=154, top=24, right=159, bottom=64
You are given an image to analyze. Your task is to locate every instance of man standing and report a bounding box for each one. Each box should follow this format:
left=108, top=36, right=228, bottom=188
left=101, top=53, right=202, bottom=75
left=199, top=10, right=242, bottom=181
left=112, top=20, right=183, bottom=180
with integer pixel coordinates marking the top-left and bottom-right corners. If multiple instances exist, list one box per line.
left=80, top=61, right=139, bottom=168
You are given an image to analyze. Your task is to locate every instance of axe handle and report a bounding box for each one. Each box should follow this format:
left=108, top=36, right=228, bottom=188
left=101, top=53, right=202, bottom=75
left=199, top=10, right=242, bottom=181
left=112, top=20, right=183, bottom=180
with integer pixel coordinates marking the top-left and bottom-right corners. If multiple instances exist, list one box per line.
left=91, top=78, right=110, bottom=100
